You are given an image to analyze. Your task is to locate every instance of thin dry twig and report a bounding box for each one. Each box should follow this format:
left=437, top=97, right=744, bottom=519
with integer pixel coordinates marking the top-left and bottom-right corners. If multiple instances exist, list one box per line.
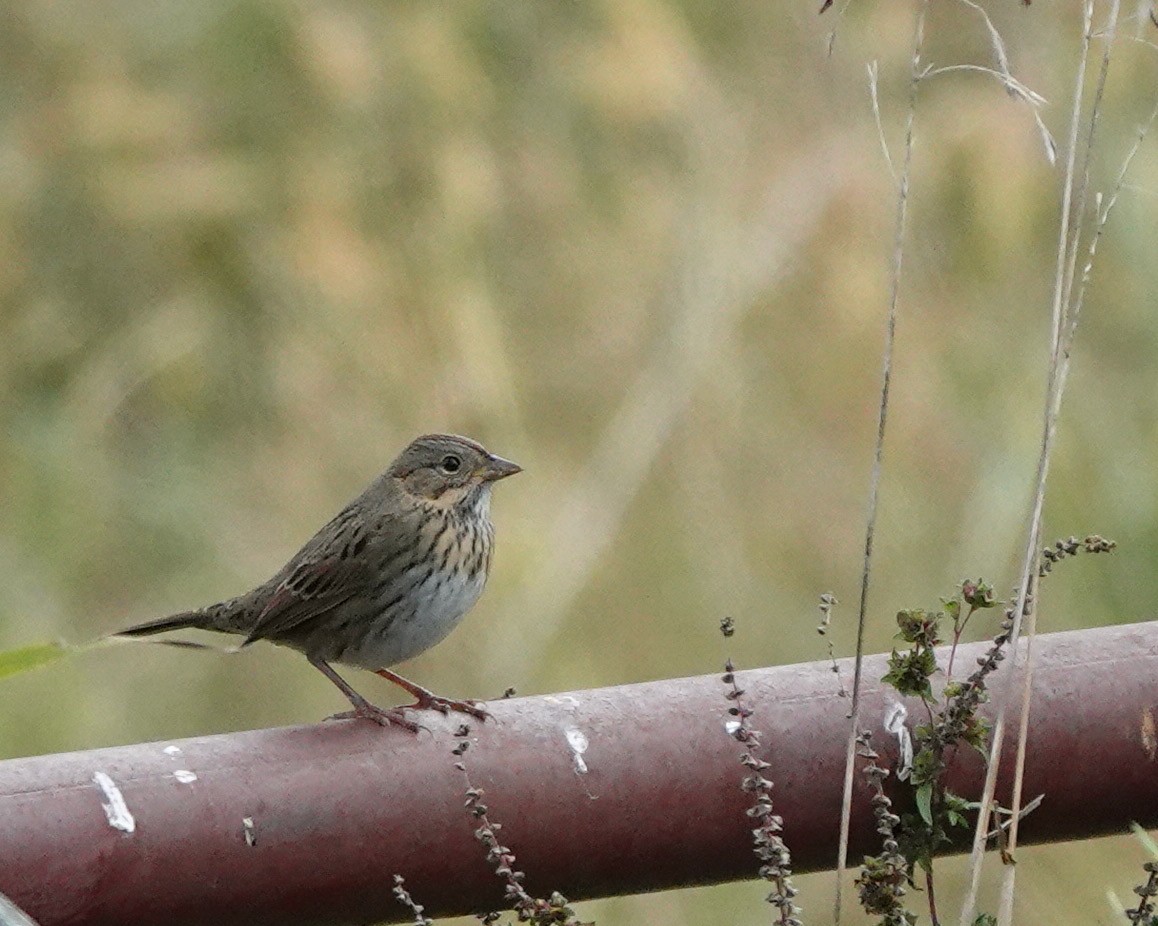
left=722, top=655, right=802, bottom=925
left=391, top=875, right=434, bottom=926
left=835, top=4, right=928, bottom=922
left=868, top=62, right=899, bottom=186
left=957, top=0, right=1099, bottom=912
left=1059, top=0, right=1122, bottom=338
left=994, top=3, right=1124, bottom=923
left=453, top=739, right=589, bottom=926
left=817, top=593, right=847, bottom=697
left=824, top=0, right=861, bottom=54
left=955, top=1, right=1147, bottom=922
left=921, top=63, right=1046, bottom=106
left=956, top=0, right=1058, bottom=162
left=1072, top=98, right=1158, bottom=331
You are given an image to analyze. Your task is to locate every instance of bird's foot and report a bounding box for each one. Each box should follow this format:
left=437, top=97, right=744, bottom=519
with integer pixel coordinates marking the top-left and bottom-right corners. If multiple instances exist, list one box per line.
left=373, top=668, right=492, bottom=722
left=408, top=692, right=492, bottom=722
left=327, top=700, right=422, bottom=733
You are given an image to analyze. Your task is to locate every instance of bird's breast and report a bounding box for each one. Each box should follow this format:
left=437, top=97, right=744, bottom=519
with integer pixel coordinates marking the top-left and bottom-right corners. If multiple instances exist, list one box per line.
left=336, top=514, right=494, bottom=669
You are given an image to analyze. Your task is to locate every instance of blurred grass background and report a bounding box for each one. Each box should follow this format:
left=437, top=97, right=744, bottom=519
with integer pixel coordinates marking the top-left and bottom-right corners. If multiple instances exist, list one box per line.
left=1, top=1, right=1157, bottom=923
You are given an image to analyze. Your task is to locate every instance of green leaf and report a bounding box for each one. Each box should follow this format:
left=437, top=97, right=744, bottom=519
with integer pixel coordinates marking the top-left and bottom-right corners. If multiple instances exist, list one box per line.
left=943, top=791, right=972, bottom=829
left=895, top=609, right=924, bottom=642
left=909, top=748, right=939, bottom=787
left=964, top=714, right=992, bottom=755
left=962, top=579, right=997, bottom=609
left=915, top=783, right=934, bottom=827
left=883, top=648, right=937, bottom=698
left=0, top=642, right=70, bottom=680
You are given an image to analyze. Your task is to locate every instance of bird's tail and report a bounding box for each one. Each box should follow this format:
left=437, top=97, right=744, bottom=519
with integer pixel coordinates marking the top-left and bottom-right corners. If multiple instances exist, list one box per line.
left=114, top=597, right=244, bottom=642
left=115, top=610, right=208, bottom=638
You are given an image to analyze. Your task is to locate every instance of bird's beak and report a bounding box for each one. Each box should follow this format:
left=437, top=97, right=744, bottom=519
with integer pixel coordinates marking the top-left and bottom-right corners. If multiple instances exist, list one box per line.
left=482, top=454, right=522, bottom=481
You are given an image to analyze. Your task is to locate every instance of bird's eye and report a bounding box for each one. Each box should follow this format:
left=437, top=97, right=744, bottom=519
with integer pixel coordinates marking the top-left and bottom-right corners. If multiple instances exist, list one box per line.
left=440, top=454, right=462, bottom=474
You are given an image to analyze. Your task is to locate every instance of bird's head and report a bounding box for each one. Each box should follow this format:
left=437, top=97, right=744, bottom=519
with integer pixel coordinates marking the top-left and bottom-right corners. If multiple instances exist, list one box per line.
left=389, top=434, right=521, bottom=510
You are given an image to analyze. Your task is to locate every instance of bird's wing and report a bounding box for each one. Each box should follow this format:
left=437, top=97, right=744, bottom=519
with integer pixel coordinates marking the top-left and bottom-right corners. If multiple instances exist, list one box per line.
left=241, top=507, right=377, bottom=646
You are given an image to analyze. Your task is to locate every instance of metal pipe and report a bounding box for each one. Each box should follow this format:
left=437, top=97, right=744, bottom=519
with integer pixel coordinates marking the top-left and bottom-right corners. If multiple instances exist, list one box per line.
left=1, top=621, right=1155, bottom=926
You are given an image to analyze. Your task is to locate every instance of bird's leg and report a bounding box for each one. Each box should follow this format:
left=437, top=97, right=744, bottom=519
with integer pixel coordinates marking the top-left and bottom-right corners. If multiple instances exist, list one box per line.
left=374, top=668, right=491, bottom=722
left=310, top=656, right=421, bottom=733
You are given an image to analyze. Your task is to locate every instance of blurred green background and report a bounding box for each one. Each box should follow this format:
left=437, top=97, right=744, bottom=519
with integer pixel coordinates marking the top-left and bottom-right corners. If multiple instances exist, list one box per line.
left=2, top=1, right=1156, bottom=923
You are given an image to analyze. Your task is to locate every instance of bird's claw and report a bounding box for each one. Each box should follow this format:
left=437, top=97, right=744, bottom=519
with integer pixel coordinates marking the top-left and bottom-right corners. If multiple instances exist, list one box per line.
left=410, top=694, right=492, bottom=722
left=326, top=702, right=422, bottom=733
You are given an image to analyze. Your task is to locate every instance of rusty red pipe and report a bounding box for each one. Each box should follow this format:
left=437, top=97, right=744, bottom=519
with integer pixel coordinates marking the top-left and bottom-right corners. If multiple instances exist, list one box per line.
left=1, top=621, right=1155, bottom=926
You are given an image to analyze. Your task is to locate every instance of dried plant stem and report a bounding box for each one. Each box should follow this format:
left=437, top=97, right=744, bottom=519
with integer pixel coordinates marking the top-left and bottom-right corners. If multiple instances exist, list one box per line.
left=994, top=4, right=1123, bottom=924
left=391, top=875, right=434, bottom=926
left=452, top=739, right=588, bottom=925
left=1071, top=100, right=1158, bottom=339
left=1126, top=861, right=1158, bottom=923
left=853, top=732, right=913, bottom=924
left=957, top=1, right=1109, bottom=922
left=926, top=868, right=940, bottom=926
left=817, top=593, right=847, bottom=696
left=722, top=658, right=802, bottom=925
left=835, top=3, right=927, bottom=922
left=1059, top=0, right=1121, bottom=330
